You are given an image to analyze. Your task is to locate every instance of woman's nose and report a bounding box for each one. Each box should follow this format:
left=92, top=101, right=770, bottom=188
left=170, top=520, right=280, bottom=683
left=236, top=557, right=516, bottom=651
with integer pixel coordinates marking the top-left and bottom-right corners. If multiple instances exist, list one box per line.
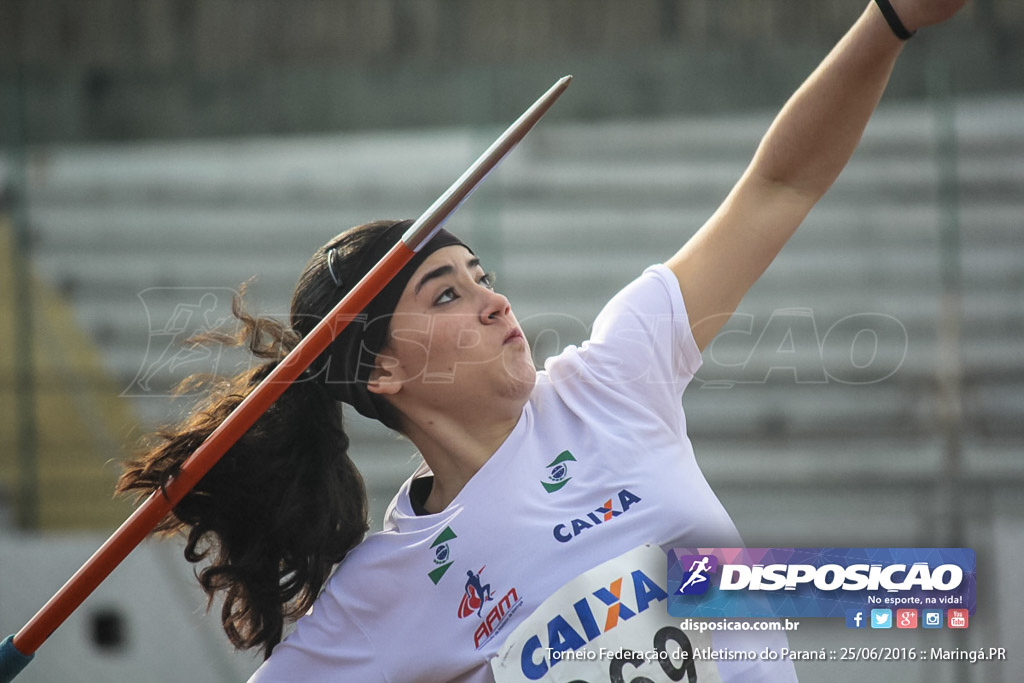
left=482, top=289, right=511, bottom=322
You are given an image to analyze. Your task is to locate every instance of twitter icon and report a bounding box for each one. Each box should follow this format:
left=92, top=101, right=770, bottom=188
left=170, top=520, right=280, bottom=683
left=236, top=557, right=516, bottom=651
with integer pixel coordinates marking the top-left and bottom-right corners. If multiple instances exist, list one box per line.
left=870, top=609, right=893, bottom=629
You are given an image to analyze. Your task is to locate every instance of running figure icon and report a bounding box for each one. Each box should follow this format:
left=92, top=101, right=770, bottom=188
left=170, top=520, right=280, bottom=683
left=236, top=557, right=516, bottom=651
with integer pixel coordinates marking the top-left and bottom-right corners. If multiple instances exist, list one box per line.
left=463, top=569, right=493, bottom=617
left=679, top=556, right=712, bottom=594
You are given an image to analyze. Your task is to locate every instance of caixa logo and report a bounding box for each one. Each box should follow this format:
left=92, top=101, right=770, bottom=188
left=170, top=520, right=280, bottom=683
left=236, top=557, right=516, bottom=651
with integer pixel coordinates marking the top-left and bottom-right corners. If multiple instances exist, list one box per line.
left=552, top=489, right=642, bottom=543
left=518, top=568, right=669, bottom=679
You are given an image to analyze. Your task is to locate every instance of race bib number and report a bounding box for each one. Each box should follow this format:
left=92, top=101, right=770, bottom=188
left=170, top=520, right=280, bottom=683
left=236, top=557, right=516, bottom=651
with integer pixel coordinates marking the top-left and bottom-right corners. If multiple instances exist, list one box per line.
left=491, top=545, right=721, bottom=683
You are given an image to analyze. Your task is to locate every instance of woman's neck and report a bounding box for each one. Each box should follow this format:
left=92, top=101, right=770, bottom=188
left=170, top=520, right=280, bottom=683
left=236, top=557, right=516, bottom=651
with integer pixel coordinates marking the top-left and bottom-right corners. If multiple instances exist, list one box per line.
left=403, top=406, right=523, bottom=514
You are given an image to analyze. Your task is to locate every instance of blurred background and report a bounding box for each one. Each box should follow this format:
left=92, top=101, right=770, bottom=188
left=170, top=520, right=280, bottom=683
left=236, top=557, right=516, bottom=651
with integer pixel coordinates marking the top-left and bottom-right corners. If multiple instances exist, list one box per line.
left=1, top=1, right=1021, bottom=681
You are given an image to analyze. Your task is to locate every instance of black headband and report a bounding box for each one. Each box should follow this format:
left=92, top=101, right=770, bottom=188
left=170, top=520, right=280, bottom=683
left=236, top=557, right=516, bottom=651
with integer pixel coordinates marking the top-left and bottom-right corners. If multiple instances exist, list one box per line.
left=316, top=221, right=471, bottom=420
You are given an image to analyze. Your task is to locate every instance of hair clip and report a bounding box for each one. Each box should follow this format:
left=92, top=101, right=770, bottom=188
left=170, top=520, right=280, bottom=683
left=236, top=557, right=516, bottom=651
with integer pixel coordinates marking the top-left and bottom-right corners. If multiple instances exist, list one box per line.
left=327, top=248, right=344, bottom=288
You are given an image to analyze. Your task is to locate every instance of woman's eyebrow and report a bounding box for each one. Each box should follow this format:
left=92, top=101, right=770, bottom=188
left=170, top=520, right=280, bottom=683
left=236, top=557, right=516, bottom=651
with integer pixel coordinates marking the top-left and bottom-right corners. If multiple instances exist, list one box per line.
left=414, top=265, right=454, bottom=296
left=414, top=256, right=482, bottom=296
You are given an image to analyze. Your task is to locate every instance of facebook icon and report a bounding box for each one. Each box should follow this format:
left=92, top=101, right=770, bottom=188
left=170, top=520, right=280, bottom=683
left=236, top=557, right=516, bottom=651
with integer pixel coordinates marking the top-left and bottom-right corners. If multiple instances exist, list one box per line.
left=845, top=609, right=867, bottom=629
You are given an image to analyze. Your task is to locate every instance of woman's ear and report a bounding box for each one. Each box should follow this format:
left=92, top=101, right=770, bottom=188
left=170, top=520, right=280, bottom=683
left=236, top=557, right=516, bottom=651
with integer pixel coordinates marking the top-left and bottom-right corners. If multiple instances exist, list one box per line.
left=366, top=351, right=403, bottom=397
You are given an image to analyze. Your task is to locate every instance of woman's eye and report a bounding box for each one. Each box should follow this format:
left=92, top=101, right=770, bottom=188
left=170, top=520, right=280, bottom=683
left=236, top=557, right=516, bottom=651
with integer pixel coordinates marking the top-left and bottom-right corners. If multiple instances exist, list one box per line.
left=435, top=288, right=458, bottom=305
left=434, top=272, right=495, bottom=305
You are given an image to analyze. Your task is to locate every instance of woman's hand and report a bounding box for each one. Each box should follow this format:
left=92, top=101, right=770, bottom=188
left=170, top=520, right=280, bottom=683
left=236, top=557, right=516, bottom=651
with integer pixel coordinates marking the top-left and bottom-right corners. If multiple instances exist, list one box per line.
left=667, top=0, right=971, bottom=352
left=889, top=0, right=970, bottom=34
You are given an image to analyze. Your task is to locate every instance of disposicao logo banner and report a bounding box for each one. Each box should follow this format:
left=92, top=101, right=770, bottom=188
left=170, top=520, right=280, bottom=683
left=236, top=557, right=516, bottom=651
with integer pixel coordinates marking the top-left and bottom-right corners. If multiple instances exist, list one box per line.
left=667, top=548, right=976, bottom=618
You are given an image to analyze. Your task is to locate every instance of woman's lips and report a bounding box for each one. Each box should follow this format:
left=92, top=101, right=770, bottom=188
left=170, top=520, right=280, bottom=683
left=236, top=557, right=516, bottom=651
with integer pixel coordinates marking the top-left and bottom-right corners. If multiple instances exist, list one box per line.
left=504, top=327, right=525, bottom=344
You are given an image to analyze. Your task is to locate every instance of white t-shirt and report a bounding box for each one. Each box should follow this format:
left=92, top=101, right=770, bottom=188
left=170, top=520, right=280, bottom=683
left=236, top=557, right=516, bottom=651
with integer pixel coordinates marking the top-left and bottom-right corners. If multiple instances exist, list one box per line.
left=250, top=265, right=797, bottom=683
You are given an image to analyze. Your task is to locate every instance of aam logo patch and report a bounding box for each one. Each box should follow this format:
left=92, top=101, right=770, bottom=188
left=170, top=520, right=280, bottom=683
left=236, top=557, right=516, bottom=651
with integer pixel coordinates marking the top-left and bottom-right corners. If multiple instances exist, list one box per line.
left=457, top=565, right=524, bottom=649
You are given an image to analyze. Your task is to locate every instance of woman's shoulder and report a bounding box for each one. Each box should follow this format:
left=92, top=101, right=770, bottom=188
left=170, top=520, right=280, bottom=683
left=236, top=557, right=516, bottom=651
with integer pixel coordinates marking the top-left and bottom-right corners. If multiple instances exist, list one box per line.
left=537, top=264, right=700, bottom=394
left=329, top=485, right=456, bottom=583
left=595, top=263, right=688, bottom=326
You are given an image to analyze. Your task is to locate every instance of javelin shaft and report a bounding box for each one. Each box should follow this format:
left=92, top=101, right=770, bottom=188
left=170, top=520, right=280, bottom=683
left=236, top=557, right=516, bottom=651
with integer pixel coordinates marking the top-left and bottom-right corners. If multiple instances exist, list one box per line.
left=402, top=75, right=571, bottom=252
left=6, top=74, right=571, bottom=665
left=11, top=240, right=414, bottom=655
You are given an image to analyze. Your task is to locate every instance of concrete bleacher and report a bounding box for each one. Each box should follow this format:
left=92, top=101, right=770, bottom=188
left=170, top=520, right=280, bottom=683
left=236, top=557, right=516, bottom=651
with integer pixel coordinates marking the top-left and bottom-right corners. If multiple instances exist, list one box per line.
left=17, top=94, right=1024, bottom=533
left=7, top=94, right=1024, bottom=683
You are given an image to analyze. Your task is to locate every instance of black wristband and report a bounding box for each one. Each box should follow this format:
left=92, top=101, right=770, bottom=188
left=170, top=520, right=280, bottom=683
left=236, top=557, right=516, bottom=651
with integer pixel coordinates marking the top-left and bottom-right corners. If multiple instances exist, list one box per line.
left=874, top=0, right=916, bottom=40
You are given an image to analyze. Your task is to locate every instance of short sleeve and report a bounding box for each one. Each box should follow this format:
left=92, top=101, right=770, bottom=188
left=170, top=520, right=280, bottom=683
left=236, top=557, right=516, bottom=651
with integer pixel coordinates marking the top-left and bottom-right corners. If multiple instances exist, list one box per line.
left=541, top=265, right=702, bottom=425
left=247, top=598, right=383, bottom=683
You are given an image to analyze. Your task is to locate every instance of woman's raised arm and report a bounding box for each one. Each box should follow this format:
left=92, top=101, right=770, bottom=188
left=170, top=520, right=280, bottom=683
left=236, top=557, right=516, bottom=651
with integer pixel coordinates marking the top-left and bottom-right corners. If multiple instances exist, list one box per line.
left=666, top=0, right=968, bottom=351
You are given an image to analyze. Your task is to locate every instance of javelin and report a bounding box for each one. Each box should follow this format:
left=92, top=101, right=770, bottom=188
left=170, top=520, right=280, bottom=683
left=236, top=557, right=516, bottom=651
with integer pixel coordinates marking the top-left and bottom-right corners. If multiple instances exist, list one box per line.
left=0, top=74, right=572, bottom=682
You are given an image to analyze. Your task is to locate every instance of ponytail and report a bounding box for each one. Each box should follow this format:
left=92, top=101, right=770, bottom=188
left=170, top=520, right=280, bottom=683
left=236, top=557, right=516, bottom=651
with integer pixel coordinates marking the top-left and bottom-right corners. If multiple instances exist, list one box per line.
left=117, top=290, right=368, bottom=658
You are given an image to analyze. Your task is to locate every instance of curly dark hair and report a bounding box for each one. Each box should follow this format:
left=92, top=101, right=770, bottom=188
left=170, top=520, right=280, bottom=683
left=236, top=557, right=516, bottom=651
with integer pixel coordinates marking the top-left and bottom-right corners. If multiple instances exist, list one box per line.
left=117, top=220, right=407, bottom=658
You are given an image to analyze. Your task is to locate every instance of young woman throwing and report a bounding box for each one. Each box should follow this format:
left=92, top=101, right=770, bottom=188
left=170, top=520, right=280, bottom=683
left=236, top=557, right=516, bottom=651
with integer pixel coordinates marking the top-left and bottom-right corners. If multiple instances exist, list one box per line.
left=119, top=1, right=969, bottom=681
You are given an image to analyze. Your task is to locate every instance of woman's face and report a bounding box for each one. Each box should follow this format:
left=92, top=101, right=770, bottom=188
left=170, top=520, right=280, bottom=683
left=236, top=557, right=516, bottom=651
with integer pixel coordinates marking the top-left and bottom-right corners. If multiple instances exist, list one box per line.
left=367, top=246, right=536, bottom=416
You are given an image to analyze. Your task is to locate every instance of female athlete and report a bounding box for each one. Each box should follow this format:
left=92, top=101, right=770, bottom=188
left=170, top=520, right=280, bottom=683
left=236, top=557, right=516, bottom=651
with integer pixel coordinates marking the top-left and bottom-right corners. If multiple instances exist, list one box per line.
left=118, top=1, right=968, bottom=681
